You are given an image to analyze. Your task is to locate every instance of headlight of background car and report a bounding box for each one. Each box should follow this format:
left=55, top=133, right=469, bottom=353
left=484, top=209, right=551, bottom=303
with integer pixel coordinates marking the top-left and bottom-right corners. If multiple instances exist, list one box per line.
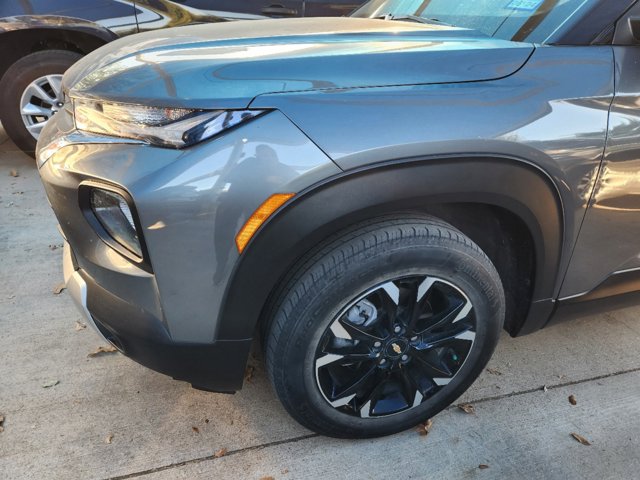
left=72, top=97, right=265, bottom=148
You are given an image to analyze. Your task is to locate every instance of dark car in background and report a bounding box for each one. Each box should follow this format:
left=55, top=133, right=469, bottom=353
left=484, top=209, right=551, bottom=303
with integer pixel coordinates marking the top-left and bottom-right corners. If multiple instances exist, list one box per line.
left=0, top=0, right=363, bottom=155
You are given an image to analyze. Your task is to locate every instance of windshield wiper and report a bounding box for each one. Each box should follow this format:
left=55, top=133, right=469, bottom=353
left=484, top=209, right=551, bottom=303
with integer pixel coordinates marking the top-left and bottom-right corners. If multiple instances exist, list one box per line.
left=376, top=14, right=452, bottom=27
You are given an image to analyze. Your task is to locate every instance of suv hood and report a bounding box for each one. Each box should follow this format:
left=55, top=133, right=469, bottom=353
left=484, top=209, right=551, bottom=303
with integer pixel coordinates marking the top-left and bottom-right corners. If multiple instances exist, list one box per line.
left=65, top=17, right=534, bottom=109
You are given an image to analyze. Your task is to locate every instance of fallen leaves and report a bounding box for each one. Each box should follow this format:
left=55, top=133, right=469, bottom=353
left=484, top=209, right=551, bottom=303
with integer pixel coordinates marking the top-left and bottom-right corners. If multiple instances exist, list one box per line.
left=568, top=395, right=577, bottom=406
left=75, top=321, right=87, bottom=331
left=486, top=367, right=502, bottom=376
left=244, top=365, right=255, bottom=383
left=0, top=414, right=4, bottom=433
left=105, top=433, right=114, bottom=444
left=416, top=418, right=433, bottom=437
left=52, top=283, right=66, bottom=295
left=87, top=345, right=118, bottom=357
left=479, top=464, right=490, bottom=470
left=42, top=380, right=59, bottom=388
left=9, top=169, right=19, bottom=177
left=458, top=403, right=475, bottom=414
left=259, top=477, right=275, bottom=480
left=213, top=448, right=227, bottom=458
left=192, top=426, right=200, bottom=434
left=571, top=433, right=591, bottom=446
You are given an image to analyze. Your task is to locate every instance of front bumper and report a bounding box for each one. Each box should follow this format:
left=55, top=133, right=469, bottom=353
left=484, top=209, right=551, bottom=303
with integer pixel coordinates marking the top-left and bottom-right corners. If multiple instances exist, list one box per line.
left=64, top=240, right=251, bottom=392
left=38, top=109, right=340, bottom=391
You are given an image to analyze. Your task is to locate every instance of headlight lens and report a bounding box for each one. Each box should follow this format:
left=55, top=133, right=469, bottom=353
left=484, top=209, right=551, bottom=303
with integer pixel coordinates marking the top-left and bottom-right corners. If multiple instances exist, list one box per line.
left=72, top=97, right=265, bottom=148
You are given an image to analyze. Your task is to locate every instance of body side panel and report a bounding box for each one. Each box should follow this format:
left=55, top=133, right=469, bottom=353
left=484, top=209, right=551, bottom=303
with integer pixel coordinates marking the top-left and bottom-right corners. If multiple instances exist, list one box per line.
left=251, top=45, right=615, bottom=301
left=560, top=45, right=640, bottom=298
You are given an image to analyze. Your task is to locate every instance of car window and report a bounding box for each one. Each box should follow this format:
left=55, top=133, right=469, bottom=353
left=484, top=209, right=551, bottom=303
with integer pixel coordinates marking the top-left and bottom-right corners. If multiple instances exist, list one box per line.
left=352, top=0, right=600, bottom=43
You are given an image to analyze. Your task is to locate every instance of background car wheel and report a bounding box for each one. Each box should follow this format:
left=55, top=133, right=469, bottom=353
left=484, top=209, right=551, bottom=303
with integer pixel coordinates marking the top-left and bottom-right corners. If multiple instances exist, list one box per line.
left=0, top=50, right=82, bottom=156
left=264, top=215, right=505, bottom=438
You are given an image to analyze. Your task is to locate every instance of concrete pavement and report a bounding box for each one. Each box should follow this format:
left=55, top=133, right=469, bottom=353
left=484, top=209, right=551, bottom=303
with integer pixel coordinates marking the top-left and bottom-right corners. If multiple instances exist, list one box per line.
left=1, top=128, right=639, bottom=479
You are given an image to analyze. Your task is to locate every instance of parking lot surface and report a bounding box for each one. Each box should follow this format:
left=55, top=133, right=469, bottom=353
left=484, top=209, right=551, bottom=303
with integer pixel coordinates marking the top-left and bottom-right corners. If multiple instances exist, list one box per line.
left=1, top=128, right=639, bottom=479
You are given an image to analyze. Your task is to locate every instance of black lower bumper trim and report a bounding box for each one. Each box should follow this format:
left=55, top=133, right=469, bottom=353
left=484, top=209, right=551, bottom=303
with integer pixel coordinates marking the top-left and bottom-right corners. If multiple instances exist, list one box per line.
left=82, top=270, right=251, bottom=393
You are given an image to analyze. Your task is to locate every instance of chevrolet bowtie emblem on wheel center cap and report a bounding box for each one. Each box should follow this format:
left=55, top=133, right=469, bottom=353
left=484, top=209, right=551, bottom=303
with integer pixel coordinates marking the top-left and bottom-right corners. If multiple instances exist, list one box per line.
left=392, top=343, right=402, bottom=354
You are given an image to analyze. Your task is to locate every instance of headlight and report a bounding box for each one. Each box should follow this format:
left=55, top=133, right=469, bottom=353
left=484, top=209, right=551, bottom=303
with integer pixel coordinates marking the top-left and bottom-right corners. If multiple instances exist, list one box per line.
left=72, top=97, right=266, bottom=148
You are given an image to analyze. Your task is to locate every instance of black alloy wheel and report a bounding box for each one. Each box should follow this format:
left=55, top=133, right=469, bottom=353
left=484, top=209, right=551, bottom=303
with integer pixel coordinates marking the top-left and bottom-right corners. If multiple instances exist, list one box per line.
left=315, top=275, right=475, bottom=418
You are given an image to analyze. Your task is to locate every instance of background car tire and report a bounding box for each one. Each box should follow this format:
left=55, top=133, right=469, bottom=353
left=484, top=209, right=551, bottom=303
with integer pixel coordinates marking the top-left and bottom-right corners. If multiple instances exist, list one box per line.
left=264, top=215, right=505, bottom=438
left=0, top=50, right=82, bottom=157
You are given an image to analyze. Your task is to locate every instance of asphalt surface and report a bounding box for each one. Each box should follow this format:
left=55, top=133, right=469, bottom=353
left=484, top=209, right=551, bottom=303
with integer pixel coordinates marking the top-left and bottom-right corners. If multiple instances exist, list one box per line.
left=1, top=127, right=639, bottom=479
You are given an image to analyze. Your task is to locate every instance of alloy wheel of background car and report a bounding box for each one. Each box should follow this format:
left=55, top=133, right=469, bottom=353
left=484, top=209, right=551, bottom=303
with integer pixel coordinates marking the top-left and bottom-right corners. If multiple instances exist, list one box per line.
left=0, top=50, right=82, bottom=156
left=19, top=74, right=65, bottom=140
left=265, top=215, right=505, bottom=438
left=315, top=275, right=476, bottom=418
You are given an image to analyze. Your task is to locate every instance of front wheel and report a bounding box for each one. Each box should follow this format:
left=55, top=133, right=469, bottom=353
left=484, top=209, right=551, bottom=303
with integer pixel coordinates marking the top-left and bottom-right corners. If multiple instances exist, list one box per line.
left=264, top=216, right=505, bottom=438
left=0, top=50, right=83, bottom=156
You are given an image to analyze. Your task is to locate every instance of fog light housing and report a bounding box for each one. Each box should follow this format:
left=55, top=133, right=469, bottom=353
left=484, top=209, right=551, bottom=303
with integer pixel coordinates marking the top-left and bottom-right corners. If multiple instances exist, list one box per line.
left=89, top=188, right=142, bottom=258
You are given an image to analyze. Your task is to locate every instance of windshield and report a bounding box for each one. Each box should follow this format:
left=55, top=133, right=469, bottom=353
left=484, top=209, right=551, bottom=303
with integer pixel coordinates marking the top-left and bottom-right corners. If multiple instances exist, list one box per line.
left=352, top=0, right=600, bottom=43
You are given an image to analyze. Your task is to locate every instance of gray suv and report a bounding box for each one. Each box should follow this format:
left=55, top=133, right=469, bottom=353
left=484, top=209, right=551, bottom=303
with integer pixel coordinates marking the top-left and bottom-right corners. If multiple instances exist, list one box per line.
left=37, top=0, right=640, bottom=438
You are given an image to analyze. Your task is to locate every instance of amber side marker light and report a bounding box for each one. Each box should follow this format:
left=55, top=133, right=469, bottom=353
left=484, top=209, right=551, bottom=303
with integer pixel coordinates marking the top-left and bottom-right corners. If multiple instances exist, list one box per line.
left=235, top=193, right=295, bottom=253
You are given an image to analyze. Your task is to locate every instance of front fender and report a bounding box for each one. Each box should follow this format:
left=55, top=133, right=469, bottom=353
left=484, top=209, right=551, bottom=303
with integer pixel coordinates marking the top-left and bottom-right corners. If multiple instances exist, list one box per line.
left=218, top=156, right=564, bottom=341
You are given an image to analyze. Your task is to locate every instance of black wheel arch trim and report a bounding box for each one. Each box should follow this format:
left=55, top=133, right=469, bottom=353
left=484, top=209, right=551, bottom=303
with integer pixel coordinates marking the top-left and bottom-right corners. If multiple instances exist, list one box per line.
left=217, top=155, right=569, bottom=342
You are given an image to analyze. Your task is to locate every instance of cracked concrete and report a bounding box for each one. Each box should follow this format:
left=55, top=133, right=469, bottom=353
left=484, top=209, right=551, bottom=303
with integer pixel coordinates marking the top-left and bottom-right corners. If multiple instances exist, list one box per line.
left=1, top=129, right=639, bottom=479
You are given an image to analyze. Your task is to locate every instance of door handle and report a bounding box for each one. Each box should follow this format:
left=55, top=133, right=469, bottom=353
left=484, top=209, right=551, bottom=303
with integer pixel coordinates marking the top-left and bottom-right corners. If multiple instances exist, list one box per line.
left=262, top=5, right=298, bottom=16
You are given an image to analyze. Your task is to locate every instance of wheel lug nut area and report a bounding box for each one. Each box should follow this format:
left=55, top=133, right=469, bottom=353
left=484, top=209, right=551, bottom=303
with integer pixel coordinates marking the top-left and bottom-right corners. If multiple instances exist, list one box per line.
left=393, top=325, right=402, bottom=333
left=374, top=341, right=382, bottom=348
left=401, top=354, right=409, bottom=361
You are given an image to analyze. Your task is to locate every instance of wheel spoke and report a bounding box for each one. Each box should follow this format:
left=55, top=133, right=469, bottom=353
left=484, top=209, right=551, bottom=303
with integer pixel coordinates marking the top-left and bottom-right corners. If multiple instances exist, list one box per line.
left=21, top=103, right=52, bottom=117
left=26, top=122, right=46, bottom=136
left=410, top=350, right=452, bottom=378
left=25, top=82, right=55, bottom=103
left=398, top=367, right=420, bottom=407
left=46, top=75, right=63, bottom=100
left=337, top=319, right=384, bottom=343
left=329, top=364, right=378, bottom=405
left=422, top=327, right=475, bottom=350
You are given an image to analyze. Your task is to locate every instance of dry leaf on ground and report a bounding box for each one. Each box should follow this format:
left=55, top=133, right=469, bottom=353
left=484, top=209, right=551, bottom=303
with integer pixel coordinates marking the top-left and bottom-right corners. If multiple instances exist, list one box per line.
left=214, top=448, right=228, bottom=458
left=75, top=321, right=87, bottom=331
left=458, top=403, right=475, bottom=414
left=486, top=368, right=502, bottom=375
left=42, top=380, right=59, bottom=388
left=9, top=169, right=19, bottom=177
left=87, top=345, right=118, bottom=357
left=259, top=477, right=275, bottom=480
left=568, top=395, right=577, bottom=405
left=192, top=426, right=200, bottom=434
left=244, top=365, right=255, bottom=383
left=0, top=414, right=4, bottom=433
left=105, top=434, right=114, bottom=444
left=52, top=283, right=66, bottom=295
left=571, top=433, right=591, bottom=446
left=416, top=419, right=433, bottom=436
left=479, top=464, right=490, bottom=470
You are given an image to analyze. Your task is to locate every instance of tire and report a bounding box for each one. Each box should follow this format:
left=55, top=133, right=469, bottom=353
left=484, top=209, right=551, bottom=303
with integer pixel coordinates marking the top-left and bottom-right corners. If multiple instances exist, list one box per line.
left=264, top=215, right=505, bottom=438
left=0, top=50, right=83, bottom=157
